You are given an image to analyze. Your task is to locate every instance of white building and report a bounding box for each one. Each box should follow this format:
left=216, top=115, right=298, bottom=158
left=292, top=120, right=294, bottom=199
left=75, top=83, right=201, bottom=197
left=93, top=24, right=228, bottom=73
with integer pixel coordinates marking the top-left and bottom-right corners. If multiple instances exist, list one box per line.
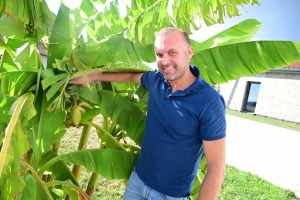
left=220, top=61, right=300, bottom=123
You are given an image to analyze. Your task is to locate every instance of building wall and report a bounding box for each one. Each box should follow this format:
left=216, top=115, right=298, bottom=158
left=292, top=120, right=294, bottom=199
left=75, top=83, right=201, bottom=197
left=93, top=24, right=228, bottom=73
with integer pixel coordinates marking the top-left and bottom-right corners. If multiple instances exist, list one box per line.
left=220, top=72, right=300, bottom=123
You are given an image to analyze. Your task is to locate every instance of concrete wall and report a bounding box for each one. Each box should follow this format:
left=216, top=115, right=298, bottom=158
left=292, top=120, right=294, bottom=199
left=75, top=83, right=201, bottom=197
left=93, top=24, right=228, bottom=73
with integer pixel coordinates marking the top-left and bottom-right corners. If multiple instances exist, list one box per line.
left=220, top=72, right=300, bottom=123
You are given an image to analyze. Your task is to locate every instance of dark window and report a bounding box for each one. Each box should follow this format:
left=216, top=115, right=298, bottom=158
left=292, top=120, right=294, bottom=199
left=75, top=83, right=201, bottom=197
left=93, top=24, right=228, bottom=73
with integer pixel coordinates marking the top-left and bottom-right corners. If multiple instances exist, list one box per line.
left=243, top=82, right=261, bottom=113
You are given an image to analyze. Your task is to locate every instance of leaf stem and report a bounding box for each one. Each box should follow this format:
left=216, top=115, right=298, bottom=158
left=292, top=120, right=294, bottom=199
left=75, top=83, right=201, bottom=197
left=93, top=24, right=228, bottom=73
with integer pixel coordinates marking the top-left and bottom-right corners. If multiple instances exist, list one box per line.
left=86, top=172, right=101, bottom=198
left=72, top=119, right=93, bottom=180
left=44, top=180, right=90, bottom=200
left=20, top=160, right=54, bottom=199
left=80, top=119, right=127, bottom=151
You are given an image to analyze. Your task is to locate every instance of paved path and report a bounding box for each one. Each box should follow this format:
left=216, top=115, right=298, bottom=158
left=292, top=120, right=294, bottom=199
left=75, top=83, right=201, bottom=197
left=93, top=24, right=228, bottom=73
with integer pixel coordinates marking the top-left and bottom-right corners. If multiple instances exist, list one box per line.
left=226, top=115, right=300, bottom=197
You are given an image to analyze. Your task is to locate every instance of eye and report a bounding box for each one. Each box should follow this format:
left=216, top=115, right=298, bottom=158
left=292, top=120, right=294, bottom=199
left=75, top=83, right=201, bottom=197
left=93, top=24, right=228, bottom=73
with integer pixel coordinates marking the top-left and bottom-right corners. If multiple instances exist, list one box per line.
left=169, top=51, right=176, bottom=55
left=156, top=53, right=163, bottom=58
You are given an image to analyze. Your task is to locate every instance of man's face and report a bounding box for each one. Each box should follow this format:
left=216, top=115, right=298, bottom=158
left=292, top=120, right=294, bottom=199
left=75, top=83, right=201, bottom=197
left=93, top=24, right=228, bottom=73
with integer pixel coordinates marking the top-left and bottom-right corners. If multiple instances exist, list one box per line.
left=154, top=31, right=193, bottom=82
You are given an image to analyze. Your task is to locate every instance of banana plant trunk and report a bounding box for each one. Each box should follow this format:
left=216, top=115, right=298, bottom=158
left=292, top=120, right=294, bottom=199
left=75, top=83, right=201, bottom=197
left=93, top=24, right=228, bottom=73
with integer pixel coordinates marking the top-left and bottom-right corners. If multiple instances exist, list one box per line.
left=72, top=120, right=94, bottom=180
left=86, top=172, right=101, bottom=198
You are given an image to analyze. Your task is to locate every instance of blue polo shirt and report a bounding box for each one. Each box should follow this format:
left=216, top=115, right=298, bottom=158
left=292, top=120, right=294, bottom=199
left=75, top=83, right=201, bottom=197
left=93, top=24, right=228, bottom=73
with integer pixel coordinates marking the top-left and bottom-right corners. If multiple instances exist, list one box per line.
left=135, top=65, right=226, bottom=197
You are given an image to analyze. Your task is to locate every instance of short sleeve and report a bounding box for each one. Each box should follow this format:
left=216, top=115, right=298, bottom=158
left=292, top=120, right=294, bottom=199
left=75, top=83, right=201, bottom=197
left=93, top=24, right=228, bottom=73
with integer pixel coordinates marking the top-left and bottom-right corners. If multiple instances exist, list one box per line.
left=141, top=70, right=160, bottom=90
left=199, top=95, right=226, bottom=141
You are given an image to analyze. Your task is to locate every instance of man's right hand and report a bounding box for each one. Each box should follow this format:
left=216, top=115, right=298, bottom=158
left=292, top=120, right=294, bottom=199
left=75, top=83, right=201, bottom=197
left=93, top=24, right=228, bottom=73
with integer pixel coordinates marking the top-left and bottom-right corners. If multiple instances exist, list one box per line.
left=69, top=73, right=97, bottom=87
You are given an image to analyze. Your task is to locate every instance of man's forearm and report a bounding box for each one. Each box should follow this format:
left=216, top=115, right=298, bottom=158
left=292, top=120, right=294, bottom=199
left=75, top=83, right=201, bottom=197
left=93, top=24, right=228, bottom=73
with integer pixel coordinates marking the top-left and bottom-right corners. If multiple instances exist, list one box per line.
left=90, top=72, right=142, bottom=83
left=197, top=167, right=225, bottom=200
left=69, top=72, right=143, bottom=86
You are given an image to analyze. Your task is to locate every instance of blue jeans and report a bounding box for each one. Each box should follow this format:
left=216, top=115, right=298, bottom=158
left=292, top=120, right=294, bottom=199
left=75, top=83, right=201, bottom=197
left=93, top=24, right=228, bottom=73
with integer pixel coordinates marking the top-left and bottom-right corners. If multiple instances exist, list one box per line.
left=124, top=169, right=188, bottom=200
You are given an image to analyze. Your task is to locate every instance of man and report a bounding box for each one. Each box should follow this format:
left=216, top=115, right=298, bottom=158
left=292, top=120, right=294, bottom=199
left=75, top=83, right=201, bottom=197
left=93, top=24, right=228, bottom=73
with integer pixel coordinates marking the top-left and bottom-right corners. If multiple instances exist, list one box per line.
left=69, top=27, right=226, bottom=200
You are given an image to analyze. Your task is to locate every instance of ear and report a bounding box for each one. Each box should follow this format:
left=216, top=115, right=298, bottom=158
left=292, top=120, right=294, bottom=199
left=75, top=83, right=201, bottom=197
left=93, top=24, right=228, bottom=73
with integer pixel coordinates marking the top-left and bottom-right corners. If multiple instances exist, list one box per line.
left=187, top=45, right=194, bottom=59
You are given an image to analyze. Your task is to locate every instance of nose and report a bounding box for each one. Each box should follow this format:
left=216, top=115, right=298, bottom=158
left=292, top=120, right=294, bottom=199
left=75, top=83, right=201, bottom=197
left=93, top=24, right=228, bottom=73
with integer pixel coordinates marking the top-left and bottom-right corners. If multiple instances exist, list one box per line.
left=161, top=56, right=170, bottom=66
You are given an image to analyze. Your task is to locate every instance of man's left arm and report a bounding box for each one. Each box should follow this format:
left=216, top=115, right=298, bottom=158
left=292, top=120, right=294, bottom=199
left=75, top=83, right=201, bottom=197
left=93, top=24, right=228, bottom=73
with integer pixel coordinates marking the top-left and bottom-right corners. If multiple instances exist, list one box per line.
left=197, top=137, right=226, bottom=200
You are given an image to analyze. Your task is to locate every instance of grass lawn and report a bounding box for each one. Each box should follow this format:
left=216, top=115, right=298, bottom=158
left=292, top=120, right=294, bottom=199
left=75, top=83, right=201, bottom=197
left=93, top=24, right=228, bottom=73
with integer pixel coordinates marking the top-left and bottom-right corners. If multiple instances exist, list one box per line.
left=226, top=108, right=300, bottom=132
left=60, top=111, right=299, bottom=199
left=219, top=165, right=296, bottom=200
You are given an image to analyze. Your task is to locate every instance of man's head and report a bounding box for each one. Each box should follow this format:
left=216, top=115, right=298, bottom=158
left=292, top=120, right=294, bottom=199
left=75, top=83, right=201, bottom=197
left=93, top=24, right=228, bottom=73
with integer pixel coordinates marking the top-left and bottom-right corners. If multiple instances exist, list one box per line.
left=156, top=27, right=191, bottom=50
left=154, top=27, right=194, bottom=83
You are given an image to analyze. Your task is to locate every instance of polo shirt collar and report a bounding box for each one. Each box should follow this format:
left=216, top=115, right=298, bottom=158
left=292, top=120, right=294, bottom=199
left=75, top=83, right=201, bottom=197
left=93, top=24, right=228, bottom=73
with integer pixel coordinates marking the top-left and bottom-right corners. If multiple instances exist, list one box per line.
left=161, top=65, right=204, bottom=96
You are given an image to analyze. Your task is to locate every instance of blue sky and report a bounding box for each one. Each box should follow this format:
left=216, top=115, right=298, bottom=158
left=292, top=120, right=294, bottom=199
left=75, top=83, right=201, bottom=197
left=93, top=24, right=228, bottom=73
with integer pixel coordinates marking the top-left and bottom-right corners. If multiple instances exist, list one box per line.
left=192, top=0, right=300, bottom=42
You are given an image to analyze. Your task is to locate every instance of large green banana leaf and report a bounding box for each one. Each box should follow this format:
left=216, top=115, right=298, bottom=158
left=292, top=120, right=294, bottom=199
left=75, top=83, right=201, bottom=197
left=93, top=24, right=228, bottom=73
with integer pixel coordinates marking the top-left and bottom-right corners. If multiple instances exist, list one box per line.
left=39, top=149, right=139, bottom=180
left=1, top=0, right=260, bottom=44
left=74, top=35, right=156, bottom=68
left=0, top=36, right=15, bottom=59
left=69, top=19, right=261, bottom=72
left=0, top=16, right=24, bottom=40
left=191, top=19, right=262, bottom=52
left=0, top=93, right=36, bottom=200
left=90, top=1, right=129, bottom=42
left=79, top=0, right=260, bottom=45
left=0, top=92, right=67, bottom=199
left=39, top=150, right=79, bottom=186
left=0, top=39, right=27, bottom=72
left=47, top=3, right=73, bottom=70
left=78, top=87, right=146, bottom=146
left=28, top=89, right=66, bottom=168
left=69, top=40, right=300, bottom=87
left=0, top=71, right=37, bottom=97
left=1, top=1, right=279, bottom=89
left=98, top=90, right=146, bottom=145
left=0, top=38, right=42, bottom=73
left=0, top=94, right=16, bottom=133
left=19, top=161, right=54, bottom=200
left=17, top=170, right=55, bottom=200
left=0, top=0, right=55, bottom=40
left=19, top=174, right=37, bottom=200
left=192, top=41, right=300, bottom=85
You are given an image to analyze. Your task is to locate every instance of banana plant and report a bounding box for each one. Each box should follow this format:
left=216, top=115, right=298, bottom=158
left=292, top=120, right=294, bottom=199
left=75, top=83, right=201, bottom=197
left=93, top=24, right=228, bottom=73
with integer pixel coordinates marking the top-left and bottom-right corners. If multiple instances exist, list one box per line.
left=1, top=0, right=300, bottom=199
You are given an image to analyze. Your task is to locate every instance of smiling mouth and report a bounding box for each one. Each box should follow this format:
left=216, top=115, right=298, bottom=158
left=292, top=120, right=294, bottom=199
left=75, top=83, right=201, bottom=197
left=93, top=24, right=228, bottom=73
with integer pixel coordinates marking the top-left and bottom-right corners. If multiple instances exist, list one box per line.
left=163, top=66, right=175, bottom=72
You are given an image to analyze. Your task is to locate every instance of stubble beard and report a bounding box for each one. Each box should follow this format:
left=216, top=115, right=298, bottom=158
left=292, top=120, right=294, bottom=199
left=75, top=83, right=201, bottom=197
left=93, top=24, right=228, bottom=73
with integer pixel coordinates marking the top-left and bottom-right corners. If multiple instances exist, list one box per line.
left=161, top=63, right=189, bottom=82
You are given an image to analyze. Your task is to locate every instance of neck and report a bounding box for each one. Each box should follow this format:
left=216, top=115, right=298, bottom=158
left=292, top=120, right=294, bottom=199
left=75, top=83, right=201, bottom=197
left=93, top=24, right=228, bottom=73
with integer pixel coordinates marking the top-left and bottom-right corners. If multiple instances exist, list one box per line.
left=169, top=72, right=196, bottom=92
